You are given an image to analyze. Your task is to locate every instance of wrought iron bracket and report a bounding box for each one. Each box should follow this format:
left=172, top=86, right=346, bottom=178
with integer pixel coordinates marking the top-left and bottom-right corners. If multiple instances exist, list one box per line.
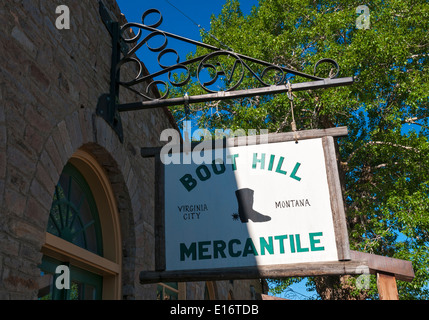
left=97, top=1, right=124, bottom=142
left=98, top=1, right=354, bottom=143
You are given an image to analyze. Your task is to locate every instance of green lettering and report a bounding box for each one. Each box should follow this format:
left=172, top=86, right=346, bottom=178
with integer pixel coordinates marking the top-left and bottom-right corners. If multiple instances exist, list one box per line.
left=228, top=154, right=239, bottom=171
left=213, top=240, right=227, bottom=258
left=198, top=241, right=211, bottom=260
left=295, top=234, right=309, bottom=252
left=196, top=165, right=211, bottom=181
left=289, top=234, right=296, bottom=253
left=275, top=156, right=287, bottom=175
left=243, top=238, right=258, bottom=257
left=260, top=236, right=274, bottom=255
left=228, top=239, right=242, bottom=257
left=179, top=174, right=197, bottom=192
left=268, top=154, right=275, bottom=171
left=274, top=235, right=288, bottom=254
left=211, top=159, right=226, bottom=175
left=290, top=162, right=302, bottom=181
left=252, top=153, right=265, bottom=169
left=180, top=242, right=196, bottom=261
left=309, top=232, right=325, bottom=251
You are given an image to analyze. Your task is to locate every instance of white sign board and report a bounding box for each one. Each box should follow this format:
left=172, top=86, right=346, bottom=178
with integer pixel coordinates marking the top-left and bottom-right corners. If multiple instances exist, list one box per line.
left=162, top=137, right=344, bottom=271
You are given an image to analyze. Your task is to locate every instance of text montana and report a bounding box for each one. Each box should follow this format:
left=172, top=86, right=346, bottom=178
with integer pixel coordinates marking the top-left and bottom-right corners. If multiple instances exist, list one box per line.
left=275, top=199, right=311, bottom=209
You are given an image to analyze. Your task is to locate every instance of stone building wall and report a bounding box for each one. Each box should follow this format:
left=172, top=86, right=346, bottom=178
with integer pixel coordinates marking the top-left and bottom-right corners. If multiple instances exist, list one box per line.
left=0, top=0, right=263, bottom=300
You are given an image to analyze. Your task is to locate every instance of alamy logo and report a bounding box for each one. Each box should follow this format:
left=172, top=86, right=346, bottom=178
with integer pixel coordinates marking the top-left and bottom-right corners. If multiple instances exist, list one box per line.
left=55, top=265, right=70, bottom=290
left=355, top=265, right=370, bottom=290
left=55, top=5, right=70, bottom=30
left=160, top=121, right=269, bottom=165
left=356, top=5, right=370, bottom=29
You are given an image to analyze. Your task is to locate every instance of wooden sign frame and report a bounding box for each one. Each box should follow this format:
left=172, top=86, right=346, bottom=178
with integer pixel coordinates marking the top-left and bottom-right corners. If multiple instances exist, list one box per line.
left=139, top=127, right=360, bottom=283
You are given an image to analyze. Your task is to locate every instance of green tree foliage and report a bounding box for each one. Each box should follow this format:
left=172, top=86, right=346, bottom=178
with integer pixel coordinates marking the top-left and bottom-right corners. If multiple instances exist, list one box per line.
left=168, top=0, right=429, bottom=299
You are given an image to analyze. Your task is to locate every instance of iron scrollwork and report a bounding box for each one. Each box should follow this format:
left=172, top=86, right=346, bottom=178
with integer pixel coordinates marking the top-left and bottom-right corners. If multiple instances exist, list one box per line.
left=116, top=8, right=342, bottom=103
left=97, top=1, right=353, bottom=141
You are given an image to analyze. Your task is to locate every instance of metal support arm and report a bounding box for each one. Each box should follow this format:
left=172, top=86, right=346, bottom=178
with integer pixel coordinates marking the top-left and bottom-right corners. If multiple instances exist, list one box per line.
left=97, top=1, right=354, bottom=143
left=118, top=77, right=354, bottom=111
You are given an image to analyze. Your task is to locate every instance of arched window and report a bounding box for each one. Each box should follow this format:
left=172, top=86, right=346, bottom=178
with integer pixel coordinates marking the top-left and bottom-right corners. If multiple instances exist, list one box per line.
left=38, top=149, right=122, bottom=300
left=47, top=163, right=103, bottom=255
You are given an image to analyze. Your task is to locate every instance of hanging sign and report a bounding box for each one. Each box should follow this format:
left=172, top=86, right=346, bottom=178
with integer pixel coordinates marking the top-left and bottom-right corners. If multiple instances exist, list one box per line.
left=157, top=128, right=350, bottom=273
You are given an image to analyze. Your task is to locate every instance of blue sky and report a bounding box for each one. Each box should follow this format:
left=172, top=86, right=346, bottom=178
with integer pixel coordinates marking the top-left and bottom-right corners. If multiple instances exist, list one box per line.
left=116, top=0, right=259, bottom=75
left=115, top=0, right=258, bottom=42
left=115, top=0, right=315, bottom=300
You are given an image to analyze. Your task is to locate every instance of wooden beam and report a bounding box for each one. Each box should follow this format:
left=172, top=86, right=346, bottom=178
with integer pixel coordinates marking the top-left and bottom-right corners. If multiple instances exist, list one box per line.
left=350, top=250, right=414, bottom=282
left=141, top=251, right=414, bottom=286
left=140, top=260, right=369, bottom=284
left=141, top=126, right=349, bottom=157
left=377, top=272, right=399, bottom=300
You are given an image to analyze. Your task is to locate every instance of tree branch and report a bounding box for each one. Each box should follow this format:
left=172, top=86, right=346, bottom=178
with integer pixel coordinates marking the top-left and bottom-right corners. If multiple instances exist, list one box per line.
left=347, top=141, right=420, bottom=163
left=402, top=116, right=429, bottom=128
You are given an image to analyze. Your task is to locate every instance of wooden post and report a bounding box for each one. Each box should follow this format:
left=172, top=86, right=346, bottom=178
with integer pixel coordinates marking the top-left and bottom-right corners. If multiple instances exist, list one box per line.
left=154, top=152, right=166, bottom=271
left=322, top=135, right=351, bottom=261
left=377, top=272, right=399, bottom=300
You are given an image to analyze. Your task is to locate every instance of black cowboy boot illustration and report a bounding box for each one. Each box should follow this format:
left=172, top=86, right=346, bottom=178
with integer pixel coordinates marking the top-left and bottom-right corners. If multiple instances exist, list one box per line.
left=235, top=188, right=271, bottom=223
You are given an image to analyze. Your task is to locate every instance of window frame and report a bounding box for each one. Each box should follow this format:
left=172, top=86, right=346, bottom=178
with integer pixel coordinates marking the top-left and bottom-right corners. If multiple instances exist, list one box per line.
left=40, top=149, right=122, bottom=300
left=39, top=255, right=103, bottom=300
left=157, top=282, right=187, bottom=300
left=48, top=162, right=103, bottom=255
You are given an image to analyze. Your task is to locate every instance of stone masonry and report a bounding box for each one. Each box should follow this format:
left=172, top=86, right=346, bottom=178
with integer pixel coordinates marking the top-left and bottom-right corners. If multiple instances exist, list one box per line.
left=0, top=0, right=173, bottom=299
left=0, top=0, right=263, bottom=300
